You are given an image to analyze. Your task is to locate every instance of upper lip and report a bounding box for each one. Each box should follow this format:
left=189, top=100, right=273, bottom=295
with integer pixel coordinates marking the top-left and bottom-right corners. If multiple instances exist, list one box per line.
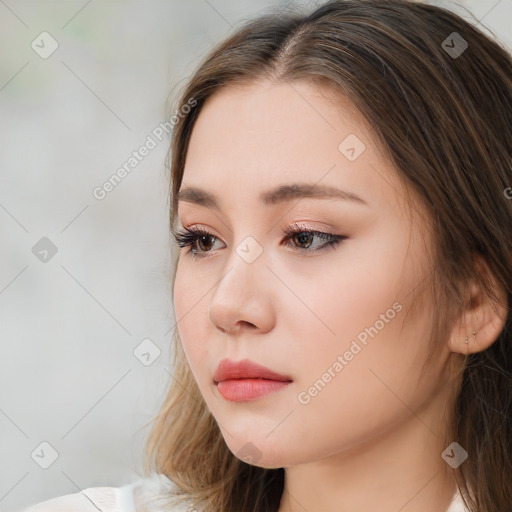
left=213, top=358, right=292, bottom=383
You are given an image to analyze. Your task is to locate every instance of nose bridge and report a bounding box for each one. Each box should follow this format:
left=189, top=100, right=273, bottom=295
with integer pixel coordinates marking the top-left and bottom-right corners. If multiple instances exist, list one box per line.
left=208, top=231, right=272, bottom=333
left=216, top=232, right=267, bottom=299
left=234, top=233, right=266, bottom=266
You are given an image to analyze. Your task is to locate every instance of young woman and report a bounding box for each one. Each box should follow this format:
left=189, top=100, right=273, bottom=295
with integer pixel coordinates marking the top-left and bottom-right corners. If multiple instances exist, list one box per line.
left=22, top=0, right=511, bottom=511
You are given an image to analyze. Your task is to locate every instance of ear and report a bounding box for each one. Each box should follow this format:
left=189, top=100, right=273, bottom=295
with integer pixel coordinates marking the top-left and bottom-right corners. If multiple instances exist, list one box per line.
left=448, top=254, right=508, bottom=355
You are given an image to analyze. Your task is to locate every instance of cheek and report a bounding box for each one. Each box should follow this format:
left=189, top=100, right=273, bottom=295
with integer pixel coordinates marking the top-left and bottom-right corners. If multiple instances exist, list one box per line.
left=278, top=256, right=414, bottom=420
left=173, top=256, right=210, bottom=334
left=292, top=225, right=432, bottom=387
left=284, top=300, right=434, bottom=467
left=248, top=238, right=435, bottom=460
left=173, top=264, right=211, bottom=384
left=281, top=232, right=411, bottom=350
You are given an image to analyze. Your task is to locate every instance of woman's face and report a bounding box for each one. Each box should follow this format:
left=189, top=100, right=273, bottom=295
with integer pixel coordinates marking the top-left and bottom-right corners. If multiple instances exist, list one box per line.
left=173, top=79, right=454, bottom=468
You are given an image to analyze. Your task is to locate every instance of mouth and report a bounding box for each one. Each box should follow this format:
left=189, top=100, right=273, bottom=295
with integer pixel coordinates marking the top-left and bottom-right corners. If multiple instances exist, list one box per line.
left=215, top=378, right=292, bottom=402
left=213, top=358, right=293, bottom=402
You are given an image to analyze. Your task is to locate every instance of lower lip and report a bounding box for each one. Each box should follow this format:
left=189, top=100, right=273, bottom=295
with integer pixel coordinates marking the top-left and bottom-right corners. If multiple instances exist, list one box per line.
left=216, top=379, right=291, bottom=402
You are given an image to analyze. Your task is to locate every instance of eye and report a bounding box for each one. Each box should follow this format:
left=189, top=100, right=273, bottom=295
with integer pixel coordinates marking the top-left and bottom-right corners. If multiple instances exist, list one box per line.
left=173, top=226, right=222, bottom=259
left=172, top=223, right=346, bottom=259
left=282, top=223, right=346, bottom=253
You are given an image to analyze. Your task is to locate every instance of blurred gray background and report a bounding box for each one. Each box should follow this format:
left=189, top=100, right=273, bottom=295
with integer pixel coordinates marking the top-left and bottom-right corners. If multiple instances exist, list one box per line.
left=0, top=0, right=510, bottom=510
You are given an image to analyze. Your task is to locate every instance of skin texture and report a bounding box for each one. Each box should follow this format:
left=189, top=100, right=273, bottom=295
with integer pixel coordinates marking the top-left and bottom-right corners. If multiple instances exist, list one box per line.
left=172, top=79, right=504, bottom=512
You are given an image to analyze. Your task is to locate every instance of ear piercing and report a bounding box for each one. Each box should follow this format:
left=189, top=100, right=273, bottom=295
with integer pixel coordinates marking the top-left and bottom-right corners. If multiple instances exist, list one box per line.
left=465, top=331, right=477, bottom=344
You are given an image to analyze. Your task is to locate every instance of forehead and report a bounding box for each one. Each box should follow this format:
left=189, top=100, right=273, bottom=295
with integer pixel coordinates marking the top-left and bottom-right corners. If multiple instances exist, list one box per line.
left=180, top=79, right=403, bottom=213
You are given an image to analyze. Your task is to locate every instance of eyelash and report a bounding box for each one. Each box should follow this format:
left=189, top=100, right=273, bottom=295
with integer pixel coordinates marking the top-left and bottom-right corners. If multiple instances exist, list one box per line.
left=172, top=223, right=347, bottom=260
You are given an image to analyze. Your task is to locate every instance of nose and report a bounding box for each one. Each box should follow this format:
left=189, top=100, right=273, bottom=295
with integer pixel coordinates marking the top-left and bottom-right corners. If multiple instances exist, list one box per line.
left=208, top=249, right=275, bottom=336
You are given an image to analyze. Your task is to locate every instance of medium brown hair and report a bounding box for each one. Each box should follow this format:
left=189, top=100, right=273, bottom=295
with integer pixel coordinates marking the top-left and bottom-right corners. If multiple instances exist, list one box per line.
left=143, top=1, right=512, bottom=510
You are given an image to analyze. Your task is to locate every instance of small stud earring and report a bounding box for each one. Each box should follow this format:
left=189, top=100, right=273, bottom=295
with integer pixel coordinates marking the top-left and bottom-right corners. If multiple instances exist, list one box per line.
left=465, top=331, right=478, bottom=344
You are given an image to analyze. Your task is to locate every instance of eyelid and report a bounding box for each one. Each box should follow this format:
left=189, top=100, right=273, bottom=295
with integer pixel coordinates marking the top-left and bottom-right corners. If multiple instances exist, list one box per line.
left=175, top=221, right=326, bottom=244
left=173, top=222, right=346, bottom=259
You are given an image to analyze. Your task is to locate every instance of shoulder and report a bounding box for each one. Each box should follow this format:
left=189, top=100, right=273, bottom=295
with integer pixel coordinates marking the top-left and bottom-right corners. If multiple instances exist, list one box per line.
left=20, top=486, right=119, bottom=512
left=130, top=473, right=194, bottom=512
left=19, top=473, right=193, bottom=512
left=446, top=489, right=469, bottom=512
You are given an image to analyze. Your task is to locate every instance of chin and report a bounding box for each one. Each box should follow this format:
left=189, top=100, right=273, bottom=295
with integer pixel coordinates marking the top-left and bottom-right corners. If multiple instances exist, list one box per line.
left=223, top=435, right=298, bottom=469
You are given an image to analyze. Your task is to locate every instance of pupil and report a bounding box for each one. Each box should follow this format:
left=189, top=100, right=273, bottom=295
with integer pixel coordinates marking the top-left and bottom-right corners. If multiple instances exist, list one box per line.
left=296, top=232, right=312, bottom=248
left=199, top=235, right=213, bottom=251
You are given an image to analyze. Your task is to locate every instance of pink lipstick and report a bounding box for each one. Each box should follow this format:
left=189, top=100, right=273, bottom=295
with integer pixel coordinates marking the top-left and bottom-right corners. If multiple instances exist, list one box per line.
left=213, top=358, right=292, bottom=402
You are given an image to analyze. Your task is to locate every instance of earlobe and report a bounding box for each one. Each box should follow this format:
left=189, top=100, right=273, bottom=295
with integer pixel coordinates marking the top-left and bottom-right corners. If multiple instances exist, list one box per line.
left=448, top=256, right=508, bottom=355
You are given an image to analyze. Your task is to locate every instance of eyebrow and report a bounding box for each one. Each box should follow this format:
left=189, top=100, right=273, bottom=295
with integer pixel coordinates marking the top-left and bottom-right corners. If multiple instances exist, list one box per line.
left=177, top=183, right=368, bottom=211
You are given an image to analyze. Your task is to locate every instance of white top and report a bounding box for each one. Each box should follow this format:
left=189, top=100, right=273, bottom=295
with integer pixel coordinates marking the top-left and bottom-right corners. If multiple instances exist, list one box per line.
left=18, top=473, right=468, bottom=511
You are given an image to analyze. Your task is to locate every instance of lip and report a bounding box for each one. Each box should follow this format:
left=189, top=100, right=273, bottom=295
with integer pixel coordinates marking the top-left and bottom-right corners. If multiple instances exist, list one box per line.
left=213, top=358, right=293, bottom=402
left=213, top=358, right=292, bottom=383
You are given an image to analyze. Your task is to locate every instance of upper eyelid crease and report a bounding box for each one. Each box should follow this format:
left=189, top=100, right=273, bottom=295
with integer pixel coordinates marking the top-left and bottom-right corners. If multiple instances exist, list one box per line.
left=176, top=182, right=369, bottom=213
